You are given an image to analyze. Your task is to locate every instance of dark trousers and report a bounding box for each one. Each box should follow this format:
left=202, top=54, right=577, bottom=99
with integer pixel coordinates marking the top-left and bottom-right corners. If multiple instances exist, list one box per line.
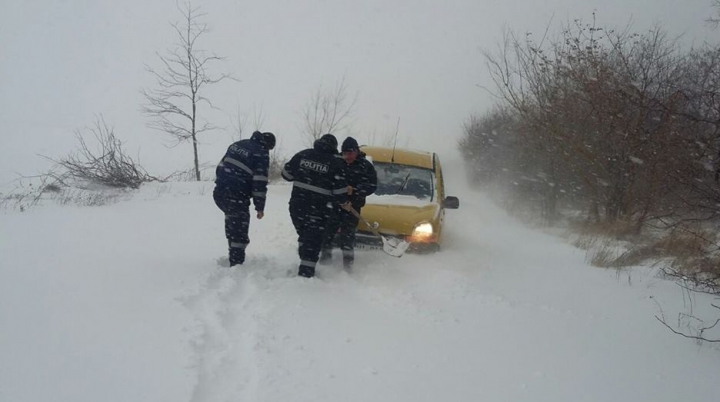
left=213, top=188, right=251, bottom=266
left=290, top=201, right=334, bottom=277
left=322, top=207, right=361, bottom=267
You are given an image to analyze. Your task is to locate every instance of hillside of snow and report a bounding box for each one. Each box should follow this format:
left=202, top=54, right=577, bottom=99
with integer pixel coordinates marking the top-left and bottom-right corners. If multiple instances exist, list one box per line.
left=1, top=166, right=719, bottom=402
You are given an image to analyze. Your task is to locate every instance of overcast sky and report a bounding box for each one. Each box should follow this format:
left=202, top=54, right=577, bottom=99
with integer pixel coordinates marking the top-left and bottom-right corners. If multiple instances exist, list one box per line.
left=0, top=0, right=716, bottom=186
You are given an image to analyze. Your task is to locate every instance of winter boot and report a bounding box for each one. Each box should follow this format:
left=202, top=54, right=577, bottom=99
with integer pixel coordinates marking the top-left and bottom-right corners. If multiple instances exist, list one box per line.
left=298, top=265, right=315, bottom=278
left=342, top=248, right=354, bottom=271
left=319, top=248, right=333, bottom=265
left=228, top=241, right=246, bottom=267
left=229, top=249, right=245, bottom=267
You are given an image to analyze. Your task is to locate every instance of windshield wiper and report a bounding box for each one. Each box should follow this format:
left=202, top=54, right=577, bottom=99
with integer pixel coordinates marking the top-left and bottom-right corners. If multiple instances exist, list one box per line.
left=394, top=173, right=411, bottom=195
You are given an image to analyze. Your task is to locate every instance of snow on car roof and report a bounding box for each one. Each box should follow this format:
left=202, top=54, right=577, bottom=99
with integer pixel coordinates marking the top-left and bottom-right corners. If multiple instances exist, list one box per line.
left=360, top=146, right=434, bottom=170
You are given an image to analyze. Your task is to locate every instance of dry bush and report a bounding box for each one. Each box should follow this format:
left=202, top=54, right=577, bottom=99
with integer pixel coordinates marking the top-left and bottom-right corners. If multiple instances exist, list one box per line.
left=0, top=173, right=63, bottom=211
left=1, top=173, right=125, bottom=211
left=43, top=183, right=62, bottom=193
left=670, top=255, right=720, bottom=286
left=586, top=241, right=622, bottom=267
left=570, top=219, right=639, bottom=239
left=652, top=230, right=713, bottom=259
left=572, top=235, right=641, bottom=269
left=567, top=221, right=715, bottom=269
left=579, top=227, right=718, bottom=270
left=567, top=219, right=641, bottom=267
left=565, top=224, right=633, bottom=268
left=48, top=116, right=159, bottom=189
left=570, top=234, right=596, bottom=250
left=472, top=16, right=714, bottom=232
left=50, top=188, right=124, bottom=207
left=661, top=229, right=720, bottom=292
left=466, top=14, right=720, bottom=294
left=165, top=162, right=216, bottom=182
left=624, top=229, right=715, bottom=267
left=0, top=192, right=29, bottom=210
left=3, top=116, right=157, bottom=212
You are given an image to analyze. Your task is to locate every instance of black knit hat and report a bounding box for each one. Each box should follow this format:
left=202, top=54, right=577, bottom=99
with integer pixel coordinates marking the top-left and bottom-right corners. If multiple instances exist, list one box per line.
left=341, top=136, right=359, bottom=152
left=319, top=133, right=338, bottom=149
left=261, top=132, right=276, bottom=150
left=251, top=130, right=276, bottom=150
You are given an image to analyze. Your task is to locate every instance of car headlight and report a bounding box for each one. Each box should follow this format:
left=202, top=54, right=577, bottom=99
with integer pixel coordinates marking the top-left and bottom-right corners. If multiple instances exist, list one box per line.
left=411, top=222, right=434, bottom=240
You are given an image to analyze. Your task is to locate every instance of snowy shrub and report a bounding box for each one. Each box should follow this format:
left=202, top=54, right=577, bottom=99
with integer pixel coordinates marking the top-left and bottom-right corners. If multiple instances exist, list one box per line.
left=165, top=162, right=216, bottom=182
left=47, top=116, right=159, bottom=190
left=463, top=14, right=720, bottom=273
left=466, top=18, right=720, bottom=233
left=49, top=188, right=125, bottom=207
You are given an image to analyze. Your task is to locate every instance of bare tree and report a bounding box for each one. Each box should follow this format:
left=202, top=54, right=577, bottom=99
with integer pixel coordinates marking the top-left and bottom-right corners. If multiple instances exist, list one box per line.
left=141, top=2, right=234, bottom=181
left=268, top=139, right=287, bottom=182
left=301, top=77, right=357, bottom=146
left=229, top=103, right=266, bottom=142
left=230, top=104, right=245, bottom=141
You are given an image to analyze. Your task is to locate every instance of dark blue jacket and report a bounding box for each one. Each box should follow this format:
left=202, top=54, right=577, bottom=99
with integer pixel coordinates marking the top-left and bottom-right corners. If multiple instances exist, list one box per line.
left=282, top=139, right=348, bottom=207
left=345, top=151, right=377, bottom=209
left=214, top=132, right=270, bottom=212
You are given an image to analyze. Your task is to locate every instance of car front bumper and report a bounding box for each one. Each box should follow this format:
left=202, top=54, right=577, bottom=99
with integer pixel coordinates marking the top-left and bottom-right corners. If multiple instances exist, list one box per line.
left=354, top=231, right=440, bottom=253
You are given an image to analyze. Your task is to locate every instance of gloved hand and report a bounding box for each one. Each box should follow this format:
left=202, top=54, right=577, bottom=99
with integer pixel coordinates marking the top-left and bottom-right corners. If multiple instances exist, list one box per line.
left=256, top=211, right=264, bottom=219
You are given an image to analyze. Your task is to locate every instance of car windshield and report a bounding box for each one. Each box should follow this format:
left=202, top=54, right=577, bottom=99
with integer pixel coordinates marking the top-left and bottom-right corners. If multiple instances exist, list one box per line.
left=373, top=162, right=434, bottom=200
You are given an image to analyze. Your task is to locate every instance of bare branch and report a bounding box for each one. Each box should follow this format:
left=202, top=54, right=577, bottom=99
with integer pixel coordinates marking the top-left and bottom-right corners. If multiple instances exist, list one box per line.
left=301, top=76, right=357, bottom=146
left=708, top=0, right=720, bottom=29
left=655, top=316, right=720, bottom=343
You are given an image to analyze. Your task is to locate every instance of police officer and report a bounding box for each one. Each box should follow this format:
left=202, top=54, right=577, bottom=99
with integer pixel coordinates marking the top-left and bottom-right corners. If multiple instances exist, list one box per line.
left=320, top=137, right=377, bottom=269
left=213, top=131, right=276, bottom=266
left=282, top=134, right=349, bottom=278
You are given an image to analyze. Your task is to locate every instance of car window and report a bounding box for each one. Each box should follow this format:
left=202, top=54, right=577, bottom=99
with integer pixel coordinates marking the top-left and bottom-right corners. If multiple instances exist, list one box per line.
left=373, top=162, right=435, bottom=201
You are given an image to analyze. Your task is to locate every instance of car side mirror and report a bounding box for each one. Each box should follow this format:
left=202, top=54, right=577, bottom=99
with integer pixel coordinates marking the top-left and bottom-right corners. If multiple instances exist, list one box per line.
left=443, top=196, right=459, bottom=209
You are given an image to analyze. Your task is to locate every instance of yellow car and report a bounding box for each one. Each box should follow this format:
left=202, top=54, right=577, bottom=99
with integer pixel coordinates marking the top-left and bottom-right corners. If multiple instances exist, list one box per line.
left=356, top=146, right=459, bottom=252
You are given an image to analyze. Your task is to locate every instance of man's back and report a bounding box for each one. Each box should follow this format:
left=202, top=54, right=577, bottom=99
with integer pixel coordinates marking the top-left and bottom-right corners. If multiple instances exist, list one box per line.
left=344, top=153, right=377, bottom=209
left=215, top=133, right=269, bottom=196
left=282, top=137, right=347, bottom=206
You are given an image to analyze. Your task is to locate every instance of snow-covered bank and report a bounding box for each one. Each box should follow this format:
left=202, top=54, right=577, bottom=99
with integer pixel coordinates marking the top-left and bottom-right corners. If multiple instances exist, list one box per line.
left=1, top=178, right=719, bottom=402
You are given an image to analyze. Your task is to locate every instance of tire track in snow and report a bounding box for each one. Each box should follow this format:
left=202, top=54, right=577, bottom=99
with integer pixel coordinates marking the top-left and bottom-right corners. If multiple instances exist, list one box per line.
left=181, top=258, right=285, bottom=402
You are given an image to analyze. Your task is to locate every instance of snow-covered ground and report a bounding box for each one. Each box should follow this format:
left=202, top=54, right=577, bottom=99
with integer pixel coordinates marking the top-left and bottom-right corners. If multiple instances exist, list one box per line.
left=1, top=166, right=719, bottom=402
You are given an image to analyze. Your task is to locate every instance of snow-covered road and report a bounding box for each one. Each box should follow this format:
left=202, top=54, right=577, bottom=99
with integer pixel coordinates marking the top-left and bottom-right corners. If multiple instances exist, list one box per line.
left=1, top=166, right=719, bottom=401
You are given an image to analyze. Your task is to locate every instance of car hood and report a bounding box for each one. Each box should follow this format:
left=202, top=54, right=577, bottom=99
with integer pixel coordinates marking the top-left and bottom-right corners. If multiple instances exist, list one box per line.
left=360, top=195, right=440, bottom=236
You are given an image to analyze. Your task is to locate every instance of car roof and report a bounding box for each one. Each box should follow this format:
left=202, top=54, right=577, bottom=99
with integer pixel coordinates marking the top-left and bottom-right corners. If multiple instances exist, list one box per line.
left=360, top=146, right=434, bottom=170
